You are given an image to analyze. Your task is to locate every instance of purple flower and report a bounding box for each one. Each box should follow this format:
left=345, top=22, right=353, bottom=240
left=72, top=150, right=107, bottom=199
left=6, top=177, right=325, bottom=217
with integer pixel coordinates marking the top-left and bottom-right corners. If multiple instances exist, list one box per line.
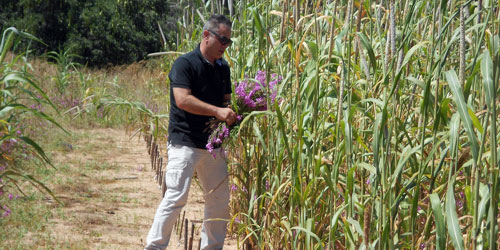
left=255, top=70, right=266, bottom=86
left=255, top=97, right=265, bottom=106
left=231, top=184, right=237, bottom=191
left=235, top=80, right=248, bottom=97
left=265, top=179, right=270, bottom=190
left=270, top=91, right=277, bottom=103
left=222, top=126, right=230, bottom=138
left=244, top=95, right=256, bottom=108
left=8, top=194, right=13, bottom=200
left=206, top=143, right=214, bottom=153
left=3, top=206, right=11, bottom=217
left=235, top=218, right=241, bottom=223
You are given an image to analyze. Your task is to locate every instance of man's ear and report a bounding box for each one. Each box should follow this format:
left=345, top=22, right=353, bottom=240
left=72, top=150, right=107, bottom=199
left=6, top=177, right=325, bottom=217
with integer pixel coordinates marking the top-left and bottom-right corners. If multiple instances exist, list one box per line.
left=202, top=30, right=209, bottom=40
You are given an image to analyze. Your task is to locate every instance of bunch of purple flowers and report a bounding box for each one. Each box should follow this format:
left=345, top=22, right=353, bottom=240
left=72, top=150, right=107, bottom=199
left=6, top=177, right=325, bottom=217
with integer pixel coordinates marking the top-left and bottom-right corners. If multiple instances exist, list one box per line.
left=206, top=70, right=282, bottom=157
left=234, top=70, right=281, bottom=112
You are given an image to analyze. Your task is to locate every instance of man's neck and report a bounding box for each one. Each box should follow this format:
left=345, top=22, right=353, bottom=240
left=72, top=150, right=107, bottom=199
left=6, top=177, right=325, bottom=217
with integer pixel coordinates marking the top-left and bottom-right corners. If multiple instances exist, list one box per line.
left=200, top=43, right=215, bottom=64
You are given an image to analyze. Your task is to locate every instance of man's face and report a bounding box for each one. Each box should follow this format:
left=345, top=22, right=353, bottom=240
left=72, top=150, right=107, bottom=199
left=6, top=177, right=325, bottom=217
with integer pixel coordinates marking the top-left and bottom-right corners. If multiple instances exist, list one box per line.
left=205, top=24, right=232, bottom=60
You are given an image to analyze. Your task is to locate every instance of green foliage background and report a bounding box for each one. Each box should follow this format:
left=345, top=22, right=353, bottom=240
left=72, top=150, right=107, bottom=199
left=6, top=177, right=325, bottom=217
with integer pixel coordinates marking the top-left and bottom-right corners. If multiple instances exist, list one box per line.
left=0, top=0, right=180, bottom=66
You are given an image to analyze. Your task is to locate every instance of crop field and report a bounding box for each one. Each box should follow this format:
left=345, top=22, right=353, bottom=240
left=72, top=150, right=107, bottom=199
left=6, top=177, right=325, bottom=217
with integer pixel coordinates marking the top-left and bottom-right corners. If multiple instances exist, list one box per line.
left=1, top=0, right=499, bottom=249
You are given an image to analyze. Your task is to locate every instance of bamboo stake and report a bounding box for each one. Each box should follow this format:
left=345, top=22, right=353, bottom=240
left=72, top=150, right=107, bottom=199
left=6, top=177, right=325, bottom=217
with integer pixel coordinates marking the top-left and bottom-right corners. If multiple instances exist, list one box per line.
left=188, top=222, right=194, bottom=250
left=161, top=170, right=167, bottom=197
left=184, top=218, right=188, bottom=250
left=179, top=211, right=186, bottom=240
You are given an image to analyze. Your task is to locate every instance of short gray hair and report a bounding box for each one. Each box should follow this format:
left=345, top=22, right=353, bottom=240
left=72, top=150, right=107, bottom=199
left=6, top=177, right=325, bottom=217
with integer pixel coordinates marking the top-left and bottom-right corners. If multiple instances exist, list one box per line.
left=202, top=14, right=232, bottom=32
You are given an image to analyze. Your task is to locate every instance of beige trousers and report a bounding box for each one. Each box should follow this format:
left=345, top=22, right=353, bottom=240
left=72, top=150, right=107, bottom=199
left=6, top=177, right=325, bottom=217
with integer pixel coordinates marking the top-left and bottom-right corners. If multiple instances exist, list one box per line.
left=145, top=143, right=229, bottom=250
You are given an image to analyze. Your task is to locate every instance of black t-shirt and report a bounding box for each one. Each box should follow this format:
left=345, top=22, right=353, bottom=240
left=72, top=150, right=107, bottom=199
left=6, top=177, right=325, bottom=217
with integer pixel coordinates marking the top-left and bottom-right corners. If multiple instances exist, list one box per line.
left=167, top=44, right=232, bottom=149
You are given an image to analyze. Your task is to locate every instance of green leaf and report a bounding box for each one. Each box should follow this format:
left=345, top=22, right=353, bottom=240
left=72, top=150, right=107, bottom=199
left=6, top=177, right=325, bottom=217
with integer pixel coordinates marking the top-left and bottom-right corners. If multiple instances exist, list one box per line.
left=347, top=217, right=363, bottom=236
left=357, top=162, right=376, bottom=175
left=446, top=180, right=465, bottom=250
left=252, top=120, right=268, bottom=152
left=331, top=205, right=347, bottom=229
left=477, top=183, right=489, bottom=223
left=0, top=106, right=14, bottom=118
left=360, top=98, right=384, bottom=109
left=344, top=108, right=352, bottom=155
left=391, top=145, right=420, bottom=188
left=406, top=76, right=425, bottom=89
left=347, top=166, right=355, bottom=194
left=3, top=71, right=59, bottom=114
left=430, top=193, right=446, bottom=250
left=449, top=113, right=460, bottom=158
left=481, top=50, right=494, bottom=109
left=0, top=170, right=60, bottom=204
left=467, top=108, right=483, bottom=134
left=307, top=41, right=318, bottom=61
left=275, top=102, right=291, bottom=158
left=445, top=70, right=479, bottom=161
left=464, top=185, right=473, bottom=215
left=357, top=32, right=376, bottom=71
left=290, top=225, right=321, bottom=243
left=252, top=8, right=265, bottom=40
left=20, top=136, right=53, bottom=167
left=343, top=219, right=356, bottom=245
left=399, top=41, right=429, bottom=73
left=0, top=27, right=41, bottom=63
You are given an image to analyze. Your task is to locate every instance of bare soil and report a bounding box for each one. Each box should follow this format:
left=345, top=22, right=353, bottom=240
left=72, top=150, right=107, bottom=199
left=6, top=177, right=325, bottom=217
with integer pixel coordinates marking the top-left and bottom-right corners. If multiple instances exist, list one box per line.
left=48, top=128, right=238, bottom=249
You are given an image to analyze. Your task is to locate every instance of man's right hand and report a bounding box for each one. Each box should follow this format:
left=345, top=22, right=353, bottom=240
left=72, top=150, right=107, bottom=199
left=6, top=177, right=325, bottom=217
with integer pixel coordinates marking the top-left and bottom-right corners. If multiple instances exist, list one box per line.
left=216, top=107, right=237, bottom=126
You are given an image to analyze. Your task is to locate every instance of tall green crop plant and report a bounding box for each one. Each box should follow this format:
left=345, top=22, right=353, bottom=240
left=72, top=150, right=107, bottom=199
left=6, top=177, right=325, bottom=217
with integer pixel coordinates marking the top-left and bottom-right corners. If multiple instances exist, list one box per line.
left=0, top=27, right=65, bottom=202
left=46, top=49, right=81, bottom=95
left=179, top=0, right=500, bottom=248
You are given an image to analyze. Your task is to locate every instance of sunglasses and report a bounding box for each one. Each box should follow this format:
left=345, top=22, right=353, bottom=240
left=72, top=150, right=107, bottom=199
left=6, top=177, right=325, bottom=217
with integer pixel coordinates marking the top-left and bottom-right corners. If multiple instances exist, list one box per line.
left=208, top=30, right=233, bottom=46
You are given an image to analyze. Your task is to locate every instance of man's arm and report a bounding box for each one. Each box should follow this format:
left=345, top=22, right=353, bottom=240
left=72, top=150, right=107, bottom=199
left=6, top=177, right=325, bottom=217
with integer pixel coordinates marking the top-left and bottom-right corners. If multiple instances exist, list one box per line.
left=174, top=88, right=237, bottom=125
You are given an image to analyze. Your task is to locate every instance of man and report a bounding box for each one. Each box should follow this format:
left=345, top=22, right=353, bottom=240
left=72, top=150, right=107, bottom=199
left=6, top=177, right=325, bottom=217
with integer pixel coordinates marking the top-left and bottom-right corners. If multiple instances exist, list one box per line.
left=145, top=14, right=237, bottom=250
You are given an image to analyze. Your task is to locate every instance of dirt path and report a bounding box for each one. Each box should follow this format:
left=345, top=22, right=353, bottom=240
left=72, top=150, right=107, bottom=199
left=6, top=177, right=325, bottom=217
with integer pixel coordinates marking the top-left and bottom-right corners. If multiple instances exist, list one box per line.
left=49, top=128, right=238, bottom=249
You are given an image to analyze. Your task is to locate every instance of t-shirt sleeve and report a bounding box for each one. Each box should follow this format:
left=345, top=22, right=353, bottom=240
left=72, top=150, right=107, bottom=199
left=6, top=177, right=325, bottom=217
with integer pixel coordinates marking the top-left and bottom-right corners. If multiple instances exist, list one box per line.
left=169, top=57, right=192, bottom=89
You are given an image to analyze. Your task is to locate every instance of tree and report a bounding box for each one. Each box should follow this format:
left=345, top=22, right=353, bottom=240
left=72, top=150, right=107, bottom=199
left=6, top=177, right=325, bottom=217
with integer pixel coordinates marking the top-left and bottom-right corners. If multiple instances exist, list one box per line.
left=0, top=0, right=180, bottom=66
